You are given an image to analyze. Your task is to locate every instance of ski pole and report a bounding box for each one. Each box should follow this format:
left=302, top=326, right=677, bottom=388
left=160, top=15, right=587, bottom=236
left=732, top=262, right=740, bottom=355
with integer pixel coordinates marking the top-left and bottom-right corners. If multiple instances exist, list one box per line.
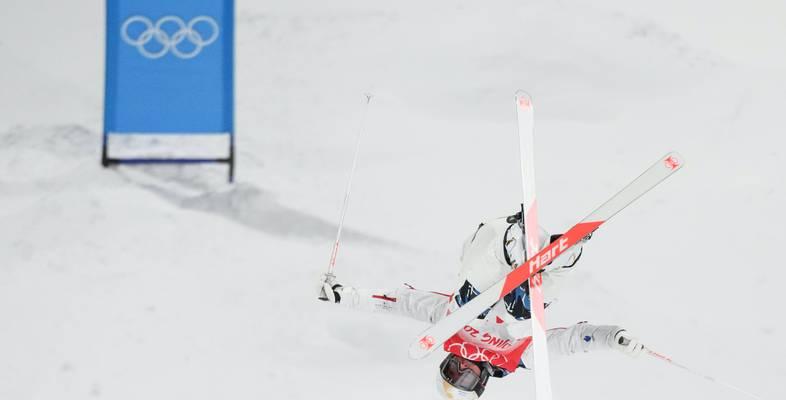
left=645, top=348, right=764, bottom=400
left=319, top=93, right=373, bottom=299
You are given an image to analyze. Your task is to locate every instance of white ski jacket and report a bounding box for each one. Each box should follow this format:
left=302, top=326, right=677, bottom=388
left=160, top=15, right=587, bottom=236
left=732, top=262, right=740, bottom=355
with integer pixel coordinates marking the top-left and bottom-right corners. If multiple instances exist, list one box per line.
left=337, top=217, right=610, bottom=372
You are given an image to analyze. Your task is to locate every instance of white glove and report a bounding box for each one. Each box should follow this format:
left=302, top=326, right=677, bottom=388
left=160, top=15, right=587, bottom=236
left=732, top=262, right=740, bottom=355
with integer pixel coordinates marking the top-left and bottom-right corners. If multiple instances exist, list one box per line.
left=613, top=329, right=645, bottom=357
left=317, top=273, right=343, bottom=303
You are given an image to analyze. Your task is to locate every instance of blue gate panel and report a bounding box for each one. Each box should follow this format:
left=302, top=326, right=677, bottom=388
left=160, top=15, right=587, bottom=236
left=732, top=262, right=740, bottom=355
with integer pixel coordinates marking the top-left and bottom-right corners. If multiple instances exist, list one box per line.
left=104, top=0, right=234, bottom=134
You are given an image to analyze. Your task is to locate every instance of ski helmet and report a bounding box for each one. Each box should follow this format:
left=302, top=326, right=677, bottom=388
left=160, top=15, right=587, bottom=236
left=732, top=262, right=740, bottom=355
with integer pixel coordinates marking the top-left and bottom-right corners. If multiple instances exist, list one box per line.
left=435, top=354, right=492, bottom=399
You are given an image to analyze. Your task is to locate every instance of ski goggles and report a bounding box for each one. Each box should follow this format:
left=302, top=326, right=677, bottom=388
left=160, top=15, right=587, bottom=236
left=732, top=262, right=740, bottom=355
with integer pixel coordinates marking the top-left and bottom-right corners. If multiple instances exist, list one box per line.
left=439, top=354, right=490, bottom=396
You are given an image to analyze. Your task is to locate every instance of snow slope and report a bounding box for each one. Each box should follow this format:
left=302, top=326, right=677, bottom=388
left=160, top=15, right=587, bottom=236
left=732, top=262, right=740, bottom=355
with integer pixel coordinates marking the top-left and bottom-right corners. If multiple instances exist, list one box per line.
left=1, top=0, right=784, bottom=399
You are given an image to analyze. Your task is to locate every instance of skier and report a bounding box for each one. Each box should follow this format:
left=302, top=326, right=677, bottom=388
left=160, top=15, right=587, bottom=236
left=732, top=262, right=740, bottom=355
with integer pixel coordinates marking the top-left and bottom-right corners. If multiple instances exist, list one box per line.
left=319, top=211, right=645, bottom=399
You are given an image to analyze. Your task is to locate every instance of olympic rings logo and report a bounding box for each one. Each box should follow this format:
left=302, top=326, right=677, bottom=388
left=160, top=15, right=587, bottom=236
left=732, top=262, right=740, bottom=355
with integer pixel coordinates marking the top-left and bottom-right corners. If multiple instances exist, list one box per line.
left=121, top=15, right=220, bottom=59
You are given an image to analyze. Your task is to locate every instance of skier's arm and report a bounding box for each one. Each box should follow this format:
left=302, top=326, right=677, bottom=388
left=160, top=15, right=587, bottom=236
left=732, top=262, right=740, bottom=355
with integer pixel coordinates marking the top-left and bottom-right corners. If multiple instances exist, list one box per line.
left=321, top=282, right=450, bottom=324
left=521, top=322, right=645, bottom=367
left=547, top=322, right=620, bottom=355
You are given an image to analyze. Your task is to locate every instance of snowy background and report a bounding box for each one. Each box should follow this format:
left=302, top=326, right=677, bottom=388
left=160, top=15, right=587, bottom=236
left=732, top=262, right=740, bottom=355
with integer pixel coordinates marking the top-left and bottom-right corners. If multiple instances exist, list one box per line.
left=1, top=0, right=785, bottom=399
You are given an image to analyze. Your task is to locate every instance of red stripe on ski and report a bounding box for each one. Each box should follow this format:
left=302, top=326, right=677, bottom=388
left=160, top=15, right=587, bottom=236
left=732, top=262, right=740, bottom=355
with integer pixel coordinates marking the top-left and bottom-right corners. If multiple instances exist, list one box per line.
left=372, top=295, right=397, bottom=302
left=501, top=221, right=602, bottom=297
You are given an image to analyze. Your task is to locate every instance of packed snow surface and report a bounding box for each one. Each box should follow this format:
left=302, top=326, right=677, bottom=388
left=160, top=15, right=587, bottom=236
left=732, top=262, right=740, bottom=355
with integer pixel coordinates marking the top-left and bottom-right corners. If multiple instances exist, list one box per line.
left=1, top=0, right=784, bottom=399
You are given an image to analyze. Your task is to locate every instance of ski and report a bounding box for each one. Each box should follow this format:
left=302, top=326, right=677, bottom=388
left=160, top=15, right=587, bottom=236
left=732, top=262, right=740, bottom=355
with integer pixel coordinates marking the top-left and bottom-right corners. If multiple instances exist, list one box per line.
left=409, top=152, right=685, bottom=359
left=515, top=91, right=553, bottom=400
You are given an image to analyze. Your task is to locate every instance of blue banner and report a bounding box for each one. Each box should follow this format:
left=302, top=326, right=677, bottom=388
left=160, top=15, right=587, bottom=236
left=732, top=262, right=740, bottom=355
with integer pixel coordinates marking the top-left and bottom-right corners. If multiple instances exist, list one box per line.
left=104, top=0, right=234, bottom=134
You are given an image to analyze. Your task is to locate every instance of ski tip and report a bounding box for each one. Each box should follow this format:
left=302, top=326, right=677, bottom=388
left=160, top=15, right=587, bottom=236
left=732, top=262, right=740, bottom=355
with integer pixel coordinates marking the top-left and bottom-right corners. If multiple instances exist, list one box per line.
left=661, top=152, right=686, bottom=172
left=514, top=90, right=533, bottom=110
left=408, top=335, right=437, bottom=359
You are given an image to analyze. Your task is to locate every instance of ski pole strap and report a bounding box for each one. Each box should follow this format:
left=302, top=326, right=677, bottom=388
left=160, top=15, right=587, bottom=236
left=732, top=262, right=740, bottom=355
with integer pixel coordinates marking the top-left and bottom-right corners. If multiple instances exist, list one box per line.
left=503, top=223, right=515, bottom=266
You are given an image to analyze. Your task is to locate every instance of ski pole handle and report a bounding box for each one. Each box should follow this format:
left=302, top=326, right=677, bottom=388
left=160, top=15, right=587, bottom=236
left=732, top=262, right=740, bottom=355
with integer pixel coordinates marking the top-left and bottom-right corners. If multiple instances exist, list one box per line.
left=318, top=272, right=337, bottom=301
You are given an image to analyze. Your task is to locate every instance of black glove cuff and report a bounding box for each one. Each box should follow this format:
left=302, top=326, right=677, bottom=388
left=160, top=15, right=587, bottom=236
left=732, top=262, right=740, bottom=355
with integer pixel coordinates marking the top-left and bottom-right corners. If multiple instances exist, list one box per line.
left=331, top=284, right=343, bottom=303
